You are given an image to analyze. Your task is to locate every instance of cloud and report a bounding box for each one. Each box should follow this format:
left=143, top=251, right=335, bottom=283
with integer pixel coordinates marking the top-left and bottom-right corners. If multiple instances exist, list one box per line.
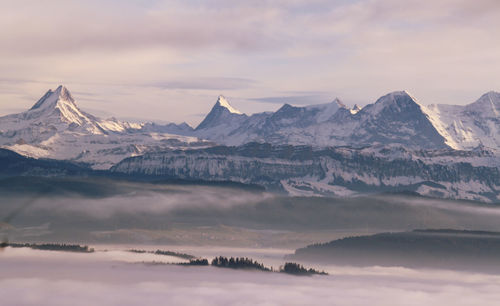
left=0, top=1, right=288, bottom=56
left=2, top=247, right=500, bottom=306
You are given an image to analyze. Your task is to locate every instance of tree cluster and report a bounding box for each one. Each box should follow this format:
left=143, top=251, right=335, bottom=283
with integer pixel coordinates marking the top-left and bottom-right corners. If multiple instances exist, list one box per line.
left=6, top=242, right=93, bottom=253
left=211, top=256, right=271, bottom=271
left=280, top=262, right=327, bottom=276
left=181, top=258, right=209, bottom=266
left=129, top=249, right=196, bottom=260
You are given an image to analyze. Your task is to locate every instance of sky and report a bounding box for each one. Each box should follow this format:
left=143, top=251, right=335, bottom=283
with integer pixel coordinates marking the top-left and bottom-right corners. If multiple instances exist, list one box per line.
left=0, top=0, right=499, bottom=126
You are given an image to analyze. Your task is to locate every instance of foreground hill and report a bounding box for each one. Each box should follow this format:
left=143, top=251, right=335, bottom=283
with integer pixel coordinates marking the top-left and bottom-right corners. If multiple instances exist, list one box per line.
left=0, top=148, right=90, bottom=177
left=289, top=229, right=500, bottom=272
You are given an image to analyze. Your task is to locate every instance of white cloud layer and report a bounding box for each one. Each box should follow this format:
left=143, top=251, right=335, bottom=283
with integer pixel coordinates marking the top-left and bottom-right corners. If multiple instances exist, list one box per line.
left=1, top=247, right=500, bottom=306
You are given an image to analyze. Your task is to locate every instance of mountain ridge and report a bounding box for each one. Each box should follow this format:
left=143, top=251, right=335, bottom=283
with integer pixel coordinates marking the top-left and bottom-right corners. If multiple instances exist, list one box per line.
left=192, top=90, right=500, bottom=150
left=0, top=85, right=207, bottom=169
left=1, top=86, right=500, bottom=202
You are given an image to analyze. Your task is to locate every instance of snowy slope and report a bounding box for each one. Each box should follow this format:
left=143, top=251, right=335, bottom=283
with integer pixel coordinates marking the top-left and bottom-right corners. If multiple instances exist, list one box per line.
left=3, top=86, right=500, bottom=202
left=193, top=91, right=500, bottom=151
left=194, top=95, right=248, bottom=142
left=193, top=91, right=448, bottom=149
left=424, top=91, right=500, bottom=150
left=0, top=86, right=207, bottom=169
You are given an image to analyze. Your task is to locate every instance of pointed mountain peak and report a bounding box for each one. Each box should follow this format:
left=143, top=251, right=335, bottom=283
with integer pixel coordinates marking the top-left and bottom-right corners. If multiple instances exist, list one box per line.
left=195, top=95, right=246, bottom=130
left=351, top=104, right=362, bottom=114
left=332, top=98, right=347, bottom=109
left=55, top=85, right=75, bottom=102
left=30, top=85, right=76, bottom=111
left=215, top=95, right=243, bottom=114
left=25, top=85, right=98, bottom=128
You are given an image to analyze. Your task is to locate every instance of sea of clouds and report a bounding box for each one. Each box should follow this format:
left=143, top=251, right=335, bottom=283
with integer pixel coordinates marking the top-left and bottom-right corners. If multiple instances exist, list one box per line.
left=1, top=247, right=500, bottom=306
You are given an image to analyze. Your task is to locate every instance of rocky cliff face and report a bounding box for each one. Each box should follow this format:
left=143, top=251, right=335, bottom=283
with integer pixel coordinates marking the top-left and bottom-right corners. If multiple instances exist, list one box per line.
left=111, top=143, right=500, bottom=202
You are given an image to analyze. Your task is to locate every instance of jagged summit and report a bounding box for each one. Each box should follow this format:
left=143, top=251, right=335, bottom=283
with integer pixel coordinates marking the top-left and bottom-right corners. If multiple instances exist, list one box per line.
left=24, top=85, right=96, bottom=128
left=351, top=104, right=361, bottom=115
left=216, top=95, right=243, bottom=114
left=196, top=95, right=246, bottom=130
left=30, top=85, right=76, bottom=111
left=332, top=98, right=347, bottom=109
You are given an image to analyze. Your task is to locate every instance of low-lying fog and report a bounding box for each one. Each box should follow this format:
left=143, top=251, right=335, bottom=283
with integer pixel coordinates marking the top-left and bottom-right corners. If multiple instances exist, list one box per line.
left=3, top=178, right=500, bottom=305
left=2, top=178, right=500, bottom=248
left=1, top=247, right=499, bottom=306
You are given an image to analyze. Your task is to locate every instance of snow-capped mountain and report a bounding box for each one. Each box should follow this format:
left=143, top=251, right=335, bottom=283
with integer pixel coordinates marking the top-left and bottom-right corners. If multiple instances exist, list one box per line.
left=2, top=86, right=500, bottom=202
left=194, top=95, right=248, bottom=141
left=192, top=91, right=500, bottom=151
left=0, top=85, right=207, bottom=169
left=193, top=91, right=448, bottom=149
left=424, top=91, right=500, bottom=149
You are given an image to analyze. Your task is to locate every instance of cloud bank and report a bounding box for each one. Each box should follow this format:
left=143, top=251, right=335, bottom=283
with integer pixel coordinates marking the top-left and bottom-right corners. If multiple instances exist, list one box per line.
left=1, top=247, right=500, bottom=306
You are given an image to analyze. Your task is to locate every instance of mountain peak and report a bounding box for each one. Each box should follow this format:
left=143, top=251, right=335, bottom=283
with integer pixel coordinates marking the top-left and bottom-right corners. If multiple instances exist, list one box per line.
left=351, top=104, right=362, bottom=114
left=364, top=90, right=422, bottom=117
left=25, top=85, right=98, bottom=128
left=375, top=90, right=419, bottom=106
left=55, top=85, right=74, bottom=102
left=466, top=91, right=500, bottom=117
left=332, top=98, right=347, bottom=109
left=385, top=90, right=414, bottom=99
left=216, top=95, right=243, bottom=114
left=474, top=91, right=500, bottom=105
left=30, top=85, right=76, bottom=111
left=195, top=95, right=246, bottom=130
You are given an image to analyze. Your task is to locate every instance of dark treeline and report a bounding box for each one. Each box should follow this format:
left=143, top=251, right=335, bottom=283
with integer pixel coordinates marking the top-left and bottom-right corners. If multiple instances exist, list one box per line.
left=129, top=249, right=196, bottom=260
left=211, top=256, right=271, bottom=271
left=4, top=242, right=93, bottom=253
left=178, top=256, right=328, bottom=276
left=280, top=262, right=327, bottom=276
left=290, top=230, right=500, bottom=272
left=180, top=258, right=210, bottom=266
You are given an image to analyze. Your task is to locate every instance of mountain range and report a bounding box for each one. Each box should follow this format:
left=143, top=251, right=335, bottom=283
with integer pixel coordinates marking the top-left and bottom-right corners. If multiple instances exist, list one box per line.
left=1, top=86, right=500, bottom=202
left=0, top=86, right=208, bottom=169
left=193, top=90, right=500, bottom=150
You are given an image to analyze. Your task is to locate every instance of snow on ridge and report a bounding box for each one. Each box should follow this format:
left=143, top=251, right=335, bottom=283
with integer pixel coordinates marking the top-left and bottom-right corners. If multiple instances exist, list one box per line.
left=422, top=91, right=500, bottom=150
left=0, top=85, right=207, bottom=169
left=216, top=95, right=243, bottom=114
